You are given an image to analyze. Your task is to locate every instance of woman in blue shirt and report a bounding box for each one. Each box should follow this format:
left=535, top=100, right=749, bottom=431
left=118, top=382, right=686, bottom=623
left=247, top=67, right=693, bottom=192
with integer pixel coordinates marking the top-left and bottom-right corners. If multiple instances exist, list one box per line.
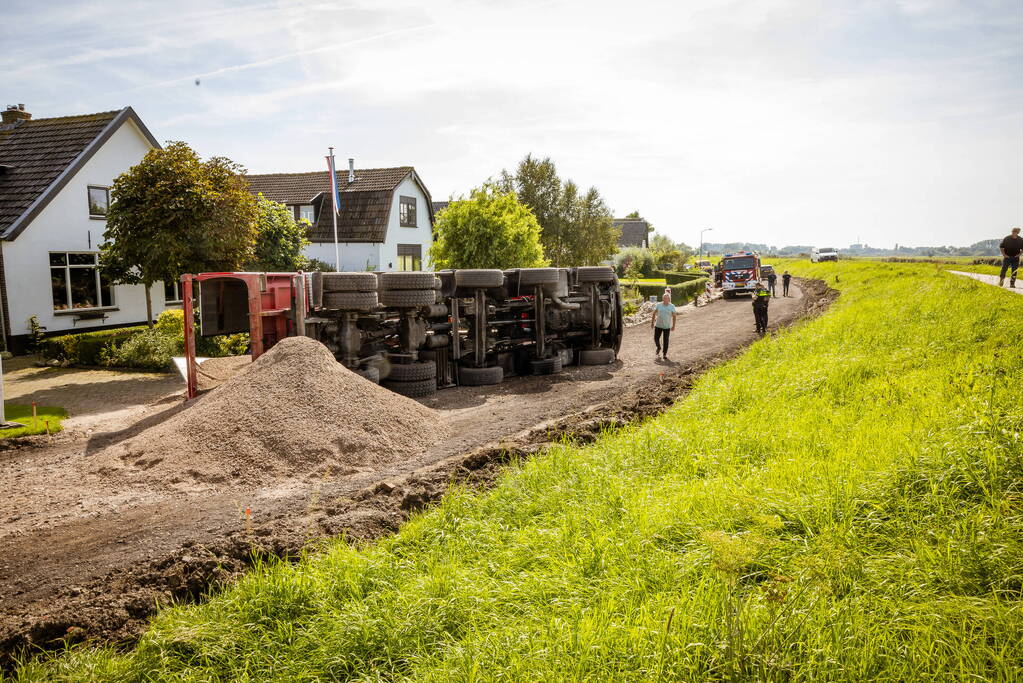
left=650, top=292, right=677, bottom=359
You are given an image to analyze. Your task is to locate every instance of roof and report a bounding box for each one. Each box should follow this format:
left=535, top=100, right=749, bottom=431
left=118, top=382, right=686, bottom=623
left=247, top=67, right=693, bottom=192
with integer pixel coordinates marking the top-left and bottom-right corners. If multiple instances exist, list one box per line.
left=245, top=167, right=432, bottom=243
left=432, top=200, right=449, bottom=214
left=613, top=218, right=649, bottom=248
left=0, top=107, right=160, bottom=240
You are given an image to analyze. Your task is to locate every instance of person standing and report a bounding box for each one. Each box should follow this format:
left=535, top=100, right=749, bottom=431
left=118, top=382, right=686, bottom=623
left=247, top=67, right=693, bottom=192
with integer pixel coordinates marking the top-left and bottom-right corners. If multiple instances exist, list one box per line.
left=752, top=283, right=771, bottom=335
left=767, top=270, right=778, bottom=297
left=999, top=227, right=1023, bottom=288
left=651, top=292, right=677, bottom=359
left=782, top=270, right=792, bottom=297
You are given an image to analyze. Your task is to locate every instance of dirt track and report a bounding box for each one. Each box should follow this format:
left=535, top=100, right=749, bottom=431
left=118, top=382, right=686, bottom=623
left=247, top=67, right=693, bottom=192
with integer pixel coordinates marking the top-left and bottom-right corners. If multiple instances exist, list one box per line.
left=0, top=280, right=835, bottom=664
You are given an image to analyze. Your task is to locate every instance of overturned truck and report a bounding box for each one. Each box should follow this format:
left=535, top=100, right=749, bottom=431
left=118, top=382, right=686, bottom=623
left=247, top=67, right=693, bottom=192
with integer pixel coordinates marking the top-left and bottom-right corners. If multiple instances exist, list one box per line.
left=182, top=266, right=623, bottom=399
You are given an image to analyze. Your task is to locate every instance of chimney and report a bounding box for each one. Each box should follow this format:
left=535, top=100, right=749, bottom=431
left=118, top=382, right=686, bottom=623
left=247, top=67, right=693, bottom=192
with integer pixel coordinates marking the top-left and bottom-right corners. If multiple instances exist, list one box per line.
left=1, top=104, right=31, bottom=125
left=348, top=158, right=355, bottom=183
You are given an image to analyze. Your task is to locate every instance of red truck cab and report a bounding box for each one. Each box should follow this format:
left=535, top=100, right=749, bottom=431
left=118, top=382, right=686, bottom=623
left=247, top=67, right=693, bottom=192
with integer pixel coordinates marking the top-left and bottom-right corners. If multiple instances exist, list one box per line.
left=719, top=251, right=761, bottom=299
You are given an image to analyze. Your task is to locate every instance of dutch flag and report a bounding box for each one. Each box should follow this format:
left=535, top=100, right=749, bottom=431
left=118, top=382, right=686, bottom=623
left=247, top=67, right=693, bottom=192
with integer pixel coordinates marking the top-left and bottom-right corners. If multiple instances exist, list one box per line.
left=325, top=150, right=342, bottom=215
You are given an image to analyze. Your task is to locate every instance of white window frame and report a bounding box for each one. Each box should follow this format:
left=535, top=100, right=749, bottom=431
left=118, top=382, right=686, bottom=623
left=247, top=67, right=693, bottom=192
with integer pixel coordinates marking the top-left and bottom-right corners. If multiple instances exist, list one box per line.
left=399, top=196, right=417, bottom=227
left=298, top=204, right=315, bottom=223
left=49, top=251, right=114, bottom=311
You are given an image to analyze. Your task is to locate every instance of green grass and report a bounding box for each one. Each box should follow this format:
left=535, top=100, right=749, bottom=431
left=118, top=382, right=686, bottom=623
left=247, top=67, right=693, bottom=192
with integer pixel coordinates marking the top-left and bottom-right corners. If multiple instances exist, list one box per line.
left=0, top=404, right=67, bottom=438
left=13, top=261, right=1023, bottom=680
left=621, top=278, right=668, bottom=285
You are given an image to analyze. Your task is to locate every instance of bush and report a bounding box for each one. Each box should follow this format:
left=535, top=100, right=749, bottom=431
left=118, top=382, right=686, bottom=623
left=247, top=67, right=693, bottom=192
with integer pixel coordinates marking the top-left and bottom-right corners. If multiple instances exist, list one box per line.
left=660, top=270, right=706, bottom=284
left=98, top=328, right=178, bottom=370
left=41, top=326, right=147, bottom=366
left=637, top=277, right=707, bottom=305
left=614, top=247, right=657, bottom=278
left=155, top=308, right=249, bottom=358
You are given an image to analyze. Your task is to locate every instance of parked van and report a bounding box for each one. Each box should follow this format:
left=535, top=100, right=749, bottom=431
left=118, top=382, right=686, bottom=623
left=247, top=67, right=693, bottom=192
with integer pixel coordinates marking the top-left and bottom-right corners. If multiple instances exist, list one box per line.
left=811, top=247, right=838, bottom=263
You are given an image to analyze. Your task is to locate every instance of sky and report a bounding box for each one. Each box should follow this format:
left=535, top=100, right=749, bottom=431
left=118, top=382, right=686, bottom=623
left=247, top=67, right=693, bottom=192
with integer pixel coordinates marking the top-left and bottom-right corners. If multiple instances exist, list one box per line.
left=3, top=0, right=1021, bottom=249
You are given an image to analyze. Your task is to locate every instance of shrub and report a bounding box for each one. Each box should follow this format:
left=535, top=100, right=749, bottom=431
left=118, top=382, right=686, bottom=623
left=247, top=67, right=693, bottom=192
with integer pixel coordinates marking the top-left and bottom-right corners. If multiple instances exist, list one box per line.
left=41, top=326, right=147, bottom=366
left=661, top=270, right=706, bottom=284
left=614, top=247, right=657, bottom=278
left=98, top=328, right=178, bottom=370
left=637, top=277, right=707, bottom=305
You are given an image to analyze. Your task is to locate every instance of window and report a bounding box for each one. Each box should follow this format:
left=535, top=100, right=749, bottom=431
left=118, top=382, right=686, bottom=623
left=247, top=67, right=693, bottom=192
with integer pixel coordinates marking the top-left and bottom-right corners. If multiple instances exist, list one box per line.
left=88, top=186, right=109, bottom=218
left=49, top=252, right=113, bottom=310
left=164, top=279, right=182, bottom=303
left=298, top=204, right=315, bottom=223
left=397, top=244, right=422, bottom=271
left=399, top=196, right=417, bottom=227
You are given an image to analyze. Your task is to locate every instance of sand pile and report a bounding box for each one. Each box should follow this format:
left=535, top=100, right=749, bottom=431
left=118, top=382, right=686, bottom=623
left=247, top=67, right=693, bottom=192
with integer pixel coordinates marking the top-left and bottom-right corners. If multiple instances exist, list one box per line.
left=196, top=355, right=251, bottom=392
left=96, top=337, right=446, bottom=487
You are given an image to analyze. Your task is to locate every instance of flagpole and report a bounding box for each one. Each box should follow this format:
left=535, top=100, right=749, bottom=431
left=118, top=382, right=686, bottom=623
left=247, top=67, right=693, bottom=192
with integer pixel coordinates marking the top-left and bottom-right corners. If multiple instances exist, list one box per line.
left=329, top=146, right=340, bottom=271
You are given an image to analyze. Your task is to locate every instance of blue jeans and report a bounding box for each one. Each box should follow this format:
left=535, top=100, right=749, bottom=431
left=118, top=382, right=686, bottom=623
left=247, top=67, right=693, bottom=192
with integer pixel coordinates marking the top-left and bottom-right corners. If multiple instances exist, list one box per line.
left=1000, top=256, right=1019, bottom=283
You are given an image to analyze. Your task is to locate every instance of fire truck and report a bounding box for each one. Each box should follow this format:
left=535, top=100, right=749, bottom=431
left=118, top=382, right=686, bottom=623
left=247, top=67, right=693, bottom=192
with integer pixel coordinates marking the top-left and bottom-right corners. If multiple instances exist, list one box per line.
left=718, top=251, right=762, bottom=299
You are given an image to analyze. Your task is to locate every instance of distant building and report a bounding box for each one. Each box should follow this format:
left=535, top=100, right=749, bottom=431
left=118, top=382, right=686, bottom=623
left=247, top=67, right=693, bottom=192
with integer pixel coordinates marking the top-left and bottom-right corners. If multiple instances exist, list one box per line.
left=431, top=201, right=449, bottom=215
left=613, top=217, right=649, bottom=248
left=246, top=164, right=434, bottom=272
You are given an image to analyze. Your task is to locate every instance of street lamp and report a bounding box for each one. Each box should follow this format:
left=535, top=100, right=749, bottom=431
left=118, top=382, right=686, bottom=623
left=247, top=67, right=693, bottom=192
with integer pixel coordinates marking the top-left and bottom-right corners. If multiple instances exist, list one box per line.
left=699, top=228, right=713, bottom=259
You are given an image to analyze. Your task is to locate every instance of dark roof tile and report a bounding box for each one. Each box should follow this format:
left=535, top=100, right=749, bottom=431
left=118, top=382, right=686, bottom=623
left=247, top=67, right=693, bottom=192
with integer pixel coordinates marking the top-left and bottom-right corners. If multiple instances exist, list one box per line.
left=0, top=110, right=121, bottom=234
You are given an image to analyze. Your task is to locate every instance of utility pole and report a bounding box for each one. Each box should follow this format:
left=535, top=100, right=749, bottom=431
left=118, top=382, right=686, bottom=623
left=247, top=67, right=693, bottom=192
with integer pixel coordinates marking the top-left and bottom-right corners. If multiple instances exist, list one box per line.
left=700, top=227, right=713, bottom=259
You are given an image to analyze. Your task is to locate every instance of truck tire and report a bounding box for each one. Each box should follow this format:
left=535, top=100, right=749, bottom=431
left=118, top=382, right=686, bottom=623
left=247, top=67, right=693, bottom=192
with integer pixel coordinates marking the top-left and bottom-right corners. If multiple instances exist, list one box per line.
left=458, top=365, right=504, bottom=386
left=579, top=348, right=616, bottom=365
left=322, top=272, right=377, bottom=292
left=434, top=276, right=443, bottom=290
left=557, top=348, right=575, bottom=367
left=530, top=356, right=563, bottom=375
left=379, top=272, right=436, bottom=290
left=576, top=266, right=616, bottom=283
left=383, top=377, right=437, bottom=398
left=454, top=269, right=505, bottom=288
left=380, top=289, right=436, bottom=307
left=356, top=366, right=380, bottom=384
left=517, top=267, right=560, bottom=286
left=321, top=291, right=378, bottom=310
left=386, top=360, right=436, bottom=382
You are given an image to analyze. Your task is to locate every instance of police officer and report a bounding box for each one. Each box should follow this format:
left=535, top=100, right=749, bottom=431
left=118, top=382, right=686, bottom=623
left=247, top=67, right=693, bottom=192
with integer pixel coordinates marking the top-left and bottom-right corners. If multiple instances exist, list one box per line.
left=782, top=270, right=792, bottom=297
left=752, top=282, right=771, bottom=335
left=766, top=269, right=778, bottom=297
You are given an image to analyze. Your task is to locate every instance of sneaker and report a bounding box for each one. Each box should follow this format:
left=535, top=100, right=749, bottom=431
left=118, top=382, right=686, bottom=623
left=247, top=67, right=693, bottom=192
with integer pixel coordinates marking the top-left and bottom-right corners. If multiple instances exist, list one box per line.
left=1000, top=278, right=1005, bottom=286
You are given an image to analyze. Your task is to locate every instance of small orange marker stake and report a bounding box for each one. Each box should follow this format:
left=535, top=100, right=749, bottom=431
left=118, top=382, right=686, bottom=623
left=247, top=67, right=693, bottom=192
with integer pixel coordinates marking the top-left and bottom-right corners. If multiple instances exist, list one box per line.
left=31, top=402, right=37, bottom=430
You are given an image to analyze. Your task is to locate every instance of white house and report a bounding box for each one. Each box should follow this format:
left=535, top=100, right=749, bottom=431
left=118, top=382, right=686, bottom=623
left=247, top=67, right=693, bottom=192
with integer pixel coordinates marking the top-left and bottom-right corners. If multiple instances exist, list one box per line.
left=245, top=163, right=434, bottom=272
left=0, top=104, right=168, bottom=352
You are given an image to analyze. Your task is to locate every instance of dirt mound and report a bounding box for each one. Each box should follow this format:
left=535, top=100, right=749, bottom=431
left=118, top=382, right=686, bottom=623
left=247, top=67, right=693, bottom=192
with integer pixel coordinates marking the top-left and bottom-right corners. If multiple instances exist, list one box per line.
left=94, top=337, right=445, bottom=487
left=196, top=355, right=251, bottom=392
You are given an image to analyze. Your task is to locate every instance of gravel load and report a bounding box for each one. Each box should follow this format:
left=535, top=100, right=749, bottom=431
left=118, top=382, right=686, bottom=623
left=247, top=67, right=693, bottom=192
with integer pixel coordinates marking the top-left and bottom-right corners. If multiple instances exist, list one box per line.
left=96, top=337, right=445, bottom=487
left=196, top=355, right=251, bottom=392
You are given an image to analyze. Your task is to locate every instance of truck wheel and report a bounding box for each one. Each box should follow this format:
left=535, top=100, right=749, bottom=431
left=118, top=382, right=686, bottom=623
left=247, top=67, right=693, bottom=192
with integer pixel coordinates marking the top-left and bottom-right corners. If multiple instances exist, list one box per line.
left=322, top=272, right=378, bottom=292
left=530, top=356, right=563, bottom=375
left=321, top=291, right=378, bottom=310
left=517, top=268, right=560, bottom=286
left=458, top=365, right=504, bottom=386
left=579, top=348, right=616, bottom=365
left=356, top=366, right=380, bottom=384
left=379, top=272, right=436, bottom=290
left=386, top=360, right=436, bottom=382
left=383, top=377, right=437, bottom=398
left=434, top=276, right=443, bottom=290
left=454, top=269, right=505, bottom=288
left=379, top=289, right=436, bottom=307
left=576, top=266, right=616, bottom=283
left=558, top=348, right=575, bottom=367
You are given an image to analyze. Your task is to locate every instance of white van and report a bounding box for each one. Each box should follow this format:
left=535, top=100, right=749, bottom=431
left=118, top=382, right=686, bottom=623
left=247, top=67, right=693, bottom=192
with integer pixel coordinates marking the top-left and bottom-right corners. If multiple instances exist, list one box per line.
left=811, top=247, right=838, bottom=263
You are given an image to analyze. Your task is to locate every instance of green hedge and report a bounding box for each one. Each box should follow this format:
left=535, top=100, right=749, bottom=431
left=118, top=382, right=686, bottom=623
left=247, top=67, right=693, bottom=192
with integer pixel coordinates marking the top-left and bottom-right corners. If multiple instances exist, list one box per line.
left=636, top=277, right=707, bottom=305
left=41, top=326, right=148, bottom=366
left=659, top=270, right=707, bottom=285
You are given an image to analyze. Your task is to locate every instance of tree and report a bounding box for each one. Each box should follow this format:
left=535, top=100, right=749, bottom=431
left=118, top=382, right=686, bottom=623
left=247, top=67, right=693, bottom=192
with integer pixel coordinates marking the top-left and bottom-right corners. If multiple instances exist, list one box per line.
left=501, top=155, right=619, bottom=266
left=246, top=194, right=310, bottom=271
left=101, top=141, right=258, bottom=326
left=429, top=183, right=548, bottom=269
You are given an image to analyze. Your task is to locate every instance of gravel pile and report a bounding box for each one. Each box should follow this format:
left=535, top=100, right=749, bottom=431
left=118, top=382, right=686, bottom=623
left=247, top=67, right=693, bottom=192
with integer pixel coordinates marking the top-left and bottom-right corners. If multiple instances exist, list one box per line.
left=625, top=301, right=657, bottom=327
left=196, top=355, right=251, bottom=392
left=96, top=337, right=445, bottom=487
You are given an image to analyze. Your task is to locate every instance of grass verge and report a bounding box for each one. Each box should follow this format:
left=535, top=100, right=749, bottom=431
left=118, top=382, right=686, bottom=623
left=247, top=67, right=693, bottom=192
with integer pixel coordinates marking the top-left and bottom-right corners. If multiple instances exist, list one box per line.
left=0, top=404, right=66, bottom=439
left=14, top=260, right=1023, bottom=680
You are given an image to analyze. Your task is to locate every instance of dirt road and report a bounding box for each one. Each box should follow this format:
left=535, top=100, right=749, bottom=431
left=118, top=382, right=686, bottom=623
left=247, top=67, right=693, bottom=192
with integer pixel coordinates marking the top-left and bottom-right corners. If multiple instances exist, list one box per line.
left=0, top=282, right=830, bottom=663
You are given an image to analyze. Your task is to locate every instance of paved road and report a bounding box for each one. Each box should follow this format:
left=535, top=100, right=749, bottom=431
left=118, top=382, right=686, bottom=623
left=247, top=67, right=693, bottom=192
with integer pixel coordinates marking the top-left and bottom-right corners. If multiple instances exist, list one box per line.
left=949, top=270, right=1023, bottom=295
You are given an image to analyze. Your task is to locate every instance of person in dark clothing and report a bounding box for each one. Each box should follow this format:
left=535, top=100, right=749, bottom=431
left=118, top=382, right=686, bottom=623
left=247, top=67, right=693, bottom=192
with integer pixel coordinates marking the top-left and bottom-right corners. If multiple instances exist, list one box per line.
left=767, top=270, right=778, bottom=297
left=782, top=271, right=792, bottom=297
left=999, top=227, right=1023, bottom=288
left=752, top=283, right=771, bottom=335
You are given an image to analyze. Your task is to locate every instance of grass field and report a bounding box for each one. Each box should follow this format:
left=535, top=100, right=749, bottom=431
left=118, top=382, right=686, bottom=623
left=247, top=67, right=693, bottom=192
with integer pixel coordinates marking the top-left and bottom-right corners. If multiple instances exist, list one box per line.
left=14, top=260, right=1023, bottom=680
left=0, top=404, right=66, bottom=439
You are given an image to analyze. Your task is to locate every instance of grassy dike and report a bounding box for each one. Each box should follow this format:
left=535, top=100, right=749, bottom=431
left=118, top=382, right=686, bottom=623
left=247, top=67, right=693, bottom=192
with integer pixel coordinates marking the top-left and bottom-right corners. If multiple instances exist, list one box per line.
left=16, top=261, right=1023, bottom=681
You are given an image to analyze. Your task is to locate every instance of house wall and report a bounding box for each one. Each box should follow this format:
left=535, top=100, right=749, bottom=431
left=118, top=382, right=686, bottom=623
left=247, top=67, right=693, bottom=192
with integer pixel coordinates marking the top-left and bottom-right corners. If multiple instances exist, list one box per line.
left=303, top=242, right=381, bottom=272
left=378, top=176, right=434, bottom=271
left=2, top=119, right=162, bottom=340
